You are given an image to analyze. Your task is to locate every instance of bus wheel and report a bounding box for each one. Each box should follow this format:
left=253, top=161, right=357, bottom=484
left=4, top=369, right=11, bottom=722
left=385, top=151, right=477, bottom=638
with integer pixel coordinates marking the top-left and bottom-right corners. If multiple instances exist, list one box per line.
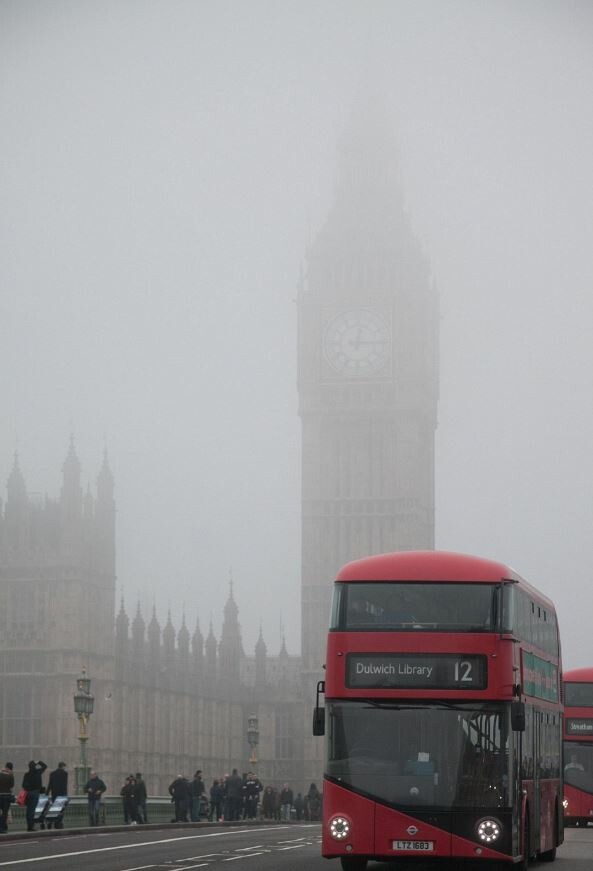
left=340, top=858, right=367, bottom=871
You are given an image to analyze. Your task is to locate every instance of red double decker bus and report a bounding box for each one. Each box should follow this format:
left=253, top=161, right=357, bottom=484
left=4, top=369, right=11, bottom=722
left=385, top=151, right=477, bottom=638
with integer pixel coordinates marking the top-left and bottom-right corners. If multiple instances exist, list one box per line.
left=563, top=667, right=593, bottom=826
left=313, top=551, right=563, bottom=870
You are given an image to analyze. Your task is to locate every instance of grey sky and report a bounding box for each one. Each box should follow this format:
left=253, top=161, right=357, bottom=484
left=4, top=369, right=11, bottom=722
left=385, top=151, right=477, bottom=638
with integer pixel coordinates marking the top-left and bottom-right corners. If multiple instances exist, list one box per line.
left=1, top=0, right=592, bottom=666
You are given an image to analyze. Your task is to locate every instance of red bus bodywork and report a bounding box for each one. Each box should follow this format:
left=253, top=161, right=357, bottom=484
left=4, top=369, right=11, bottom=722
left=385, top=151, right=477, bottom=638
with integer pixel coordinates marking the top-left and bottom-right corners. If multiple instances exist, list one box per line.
left=319, top=551, right=563, bottom=868
left=563, top=667, right=593, bottom=826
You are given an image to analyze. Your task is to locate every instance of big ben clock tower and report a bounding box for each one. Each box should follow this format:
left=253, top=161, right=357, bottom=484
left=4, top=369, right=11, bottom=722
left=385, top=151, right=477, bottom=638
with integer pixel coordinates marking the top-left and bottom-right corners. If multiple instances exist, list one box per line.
left=298, top=101, right=439, bottom=778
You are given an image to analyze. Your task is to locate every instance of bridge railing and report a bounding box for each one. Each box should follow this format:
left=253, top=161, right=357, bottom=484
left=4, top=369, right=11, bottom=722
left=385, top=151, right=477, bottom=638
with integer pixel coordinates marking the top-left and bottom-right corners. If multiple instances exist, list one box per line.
left=6, top=796, right=186, bottom=832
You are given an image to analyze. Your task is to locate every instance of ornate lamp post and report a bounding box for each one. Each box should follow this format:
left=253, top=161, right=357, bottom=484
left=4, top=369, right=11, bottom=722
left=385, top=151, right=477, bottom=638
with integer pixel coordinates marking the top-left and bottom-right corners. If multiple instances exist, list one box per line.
left=247, top=714, right=259, bottom=767
left=73, top=668, right=94, bottom=795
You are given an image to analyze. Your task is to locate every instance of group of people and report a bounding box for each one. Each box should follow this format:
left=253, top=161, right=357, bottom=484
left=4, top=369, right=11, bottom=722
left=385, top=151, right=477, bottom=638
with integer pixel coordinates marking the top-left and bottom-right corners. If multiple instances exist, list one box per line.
left=0, top=759, right=322, bottom=834
left=169, top=769, right=262, bottom=823
left=0, top=760, right=68, bottom=834
left=261, top=782, right=322, bottom=822
left=169, top=771, right=322, bottom=824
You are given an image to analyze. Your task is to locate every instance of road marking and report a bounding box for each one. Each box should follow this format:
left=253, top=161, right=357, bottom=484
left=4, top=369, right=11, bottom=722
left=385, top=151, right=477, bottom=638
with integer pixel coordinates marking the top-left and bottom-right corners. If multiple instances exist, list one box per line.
left=276, top=844, right=307, bottom=850
left=120, top=866, right=157, bottom=871
left=277, top=837, right=306, bottom=843
left=0, top=826, right=287, bottom=867
left=222, top=853, right=268, bottom=862
left=165, top=865, right=210, bottom=870
left=234, top=846, right=264, bottom=851
left=180, top=856, right=226, bottom=861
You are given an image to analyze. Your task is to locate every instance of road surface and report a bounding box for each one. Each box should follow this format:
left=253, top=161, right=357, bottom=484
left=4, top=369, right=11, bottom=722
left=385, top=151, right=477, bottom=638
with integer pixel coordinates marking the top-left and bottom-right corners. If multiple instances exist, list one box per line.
left=0, top=823, right=590, bottom=870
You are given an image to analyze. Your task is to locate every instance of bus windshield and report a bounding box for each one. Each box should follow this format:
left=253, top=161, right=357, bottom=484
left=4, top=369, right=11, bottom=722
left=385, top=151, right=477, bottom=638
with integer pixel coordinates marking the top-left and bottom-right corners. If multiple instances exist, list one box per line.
left=327, top=701, right=510, bottom=809
left=331, top=582, right=499, bottom=631
left=565, top=683, right=593, bottom=707
left=563, top=744, right=593, bottom=795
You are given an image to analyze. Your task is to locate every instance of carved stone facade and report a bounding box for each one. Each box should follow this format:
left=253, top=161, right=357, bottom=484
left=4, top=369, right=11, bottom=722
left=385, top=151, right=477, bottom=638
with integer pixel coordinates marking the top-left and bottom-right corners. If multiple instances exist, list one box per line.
left=0, top=446, right=302, bottom=795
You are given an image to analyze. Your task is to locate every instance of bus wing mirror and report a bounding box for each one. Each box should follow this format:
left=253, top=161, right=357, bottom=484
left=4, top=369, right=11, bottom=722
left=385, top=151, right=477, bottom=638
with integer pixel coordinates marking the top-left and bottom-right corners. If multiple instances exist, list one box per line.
left=312, top=706, right=325, bottom=736
left=511, top=701, right=526, bottom=732
left=312, top=679, right=326, bottom=736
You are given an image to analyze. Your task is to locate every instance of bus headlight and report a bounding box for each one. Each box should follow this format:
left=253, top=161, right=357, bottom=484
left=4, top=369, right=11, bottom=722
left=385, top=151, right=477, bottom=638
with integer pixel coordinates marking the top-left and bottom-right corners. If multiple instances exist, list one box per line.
left=563, top=798, right=568, bottom=809
left=476, top=818, right=502, bottom=844
left=329, top=815, right=351, bottom=840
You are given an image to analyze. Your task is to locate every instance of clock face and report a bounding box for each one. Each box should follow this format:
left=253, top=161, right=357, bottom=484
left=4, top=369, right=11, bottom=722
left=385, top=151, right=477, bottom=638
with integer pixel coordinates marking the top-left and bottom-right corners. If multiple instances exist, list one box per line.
left=323, top=309, right=391, bottom=376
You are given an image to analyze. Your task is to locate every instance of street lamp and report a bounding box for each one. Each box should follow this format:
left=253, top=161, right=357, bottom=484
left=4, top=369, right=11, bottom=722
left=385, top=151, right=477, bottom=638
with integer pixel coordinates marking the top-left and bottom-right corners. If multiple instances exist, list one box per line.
left=247, top=714, right=259, bottom=767
left=73, top=668, right=94, bottom=795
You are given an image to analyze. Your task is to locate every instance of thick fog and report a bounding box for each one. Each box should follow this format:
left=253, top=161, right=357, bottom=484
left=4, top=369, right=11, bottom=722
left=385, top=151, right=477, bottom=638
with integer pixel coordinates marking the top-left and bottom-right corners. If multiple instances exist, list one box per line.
left=1, top=1, right=592, bottom=667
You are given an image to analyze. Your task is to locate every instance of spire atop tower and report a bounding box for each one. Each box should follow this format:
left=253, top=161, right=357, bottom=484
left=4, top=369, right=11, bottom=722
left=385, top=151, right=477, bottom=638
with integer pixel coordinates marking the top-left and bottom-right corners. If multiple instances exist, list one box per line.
left=97, top=448, right=114, bottom=498
left=62, top=434, right=81, bottom=480
left=163, top=608, right=176, bottom=660
left=132, top=602, right=145, bottom=640
left=116, top=595, right=129, bottom=638
left=6, top=451, right=26, bottom=502
left=178, top=612, right=190, bottom=650
left=60, top=435, right=82, bottom=525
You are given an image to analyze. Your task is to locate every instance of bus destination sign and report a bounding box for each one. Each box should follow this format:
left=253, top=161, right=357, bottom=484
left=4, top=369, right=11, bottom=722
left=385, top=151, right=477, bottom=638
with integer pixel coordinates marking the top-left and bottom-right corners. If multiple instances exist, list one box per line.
left=566, top=718, right=593, bottom=736
left=346, top=653, right=487, bottom=690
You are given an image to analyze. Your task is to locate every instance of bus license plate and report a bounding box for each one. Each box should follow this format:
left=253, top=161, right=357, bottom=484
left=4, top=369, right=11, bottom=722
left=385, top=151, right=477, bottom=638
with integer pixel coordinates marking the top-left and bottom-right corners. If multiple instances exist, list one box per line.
left=393, top=840, right=434, bottom=852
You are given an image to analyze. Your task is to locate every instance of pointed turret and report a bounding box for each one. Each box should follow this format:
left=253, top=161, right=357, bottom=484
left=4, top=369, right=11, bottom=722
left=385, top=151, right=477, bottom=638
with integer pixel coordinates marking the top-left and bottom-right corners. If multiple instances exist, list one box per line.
left=255, top=624, right=267, bottom=689
left=6, top=452, right=26, bottom=505
left=218, top=575, right=244, bottom=682
left=162, top=609, right=176, bottom=662
left=115, top=596, right=129, bottom=676
left=97, top=449, right=114, bottom=503
left=147, top=605, right=161, bottom=663
left=192, top=616, right=204, bottom=674
left=61, top=436, right=82, bottom=510
left=178, top=614, right=190, bottom=670
left=116, top=595, right=129, bottom=639
left=205, top=620, right=217, bottom=675
left=132, top=603, right=146, bottom=657
left=5, top=452, right=28, bottom=550
left=60, top=437, right=83, bottom=559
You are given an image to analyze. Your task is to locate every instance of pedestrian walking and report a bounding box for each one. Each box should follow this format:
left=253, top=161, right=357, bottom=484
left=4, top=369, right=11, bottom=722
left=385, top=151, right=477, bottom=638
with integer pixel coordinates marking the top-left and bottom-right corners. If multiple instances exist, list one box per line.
left=169, top=775, right=191, bottom=822
left=84, top=771, right=106, bottom=826
left=22, top=760, right=47, bottom=832
left=279, top=783, right=293, bottom=821
left=209, top=778, right=223, bottom=821
left=306, top=782, right=321, bottom=821
left=261, top=785, right=276, bottom=820
left=135, top=772, right=148, bottom=823
left=225, top=769, right=243, bottom=821
left=190, top=770, right=205, bottom=822
left=0, top=763, right=14, bottom=834
left=294, top=792, right=304, bottom=820
left=120, top=775, right=140, bottom=824
left=243, top=772, right=262, bottom=819
left=48, top=763, right=68, bottom=801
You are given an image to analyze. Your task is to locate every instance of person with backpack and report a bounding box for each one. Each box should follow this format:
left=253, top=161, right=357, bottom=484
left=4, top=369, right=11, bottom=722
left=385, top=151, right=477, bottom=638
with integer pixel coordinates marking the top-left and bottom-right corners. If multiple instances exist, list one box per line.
left=22, top=761, right=47, bottom=832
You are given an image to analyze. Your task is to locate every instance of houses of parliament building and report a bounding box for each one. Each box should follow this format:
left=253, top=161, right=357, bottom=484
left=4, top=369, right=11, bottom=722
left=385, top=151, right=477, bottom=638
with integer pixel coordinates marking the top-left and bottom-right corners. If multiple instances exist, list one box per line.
left=0, top=444, right=301, bottom=795
left=0, top=100, right=438, bottom=795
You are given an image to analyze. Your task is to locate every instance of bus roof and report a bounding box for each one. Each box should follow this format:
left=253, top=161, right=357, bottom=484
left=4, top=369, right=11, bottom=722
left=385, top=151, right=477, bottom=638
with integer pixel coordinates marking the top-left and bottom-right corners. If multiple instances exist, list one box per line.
left=335, top=551, right=555, bottom=612
left=336, top=551, right=520, bottom=582
left=564, top=667, right=593, bottom=683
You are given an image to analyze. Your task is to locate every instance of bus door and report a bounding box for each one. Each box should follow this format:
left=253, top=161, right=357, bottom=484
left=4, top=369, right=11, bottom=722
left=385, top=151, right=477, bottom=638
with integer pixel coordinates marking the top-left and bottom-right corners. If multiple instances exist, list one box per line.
left=533, top=710, right=541, bottom=851
left=521, top=705, right=537, bottom=856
